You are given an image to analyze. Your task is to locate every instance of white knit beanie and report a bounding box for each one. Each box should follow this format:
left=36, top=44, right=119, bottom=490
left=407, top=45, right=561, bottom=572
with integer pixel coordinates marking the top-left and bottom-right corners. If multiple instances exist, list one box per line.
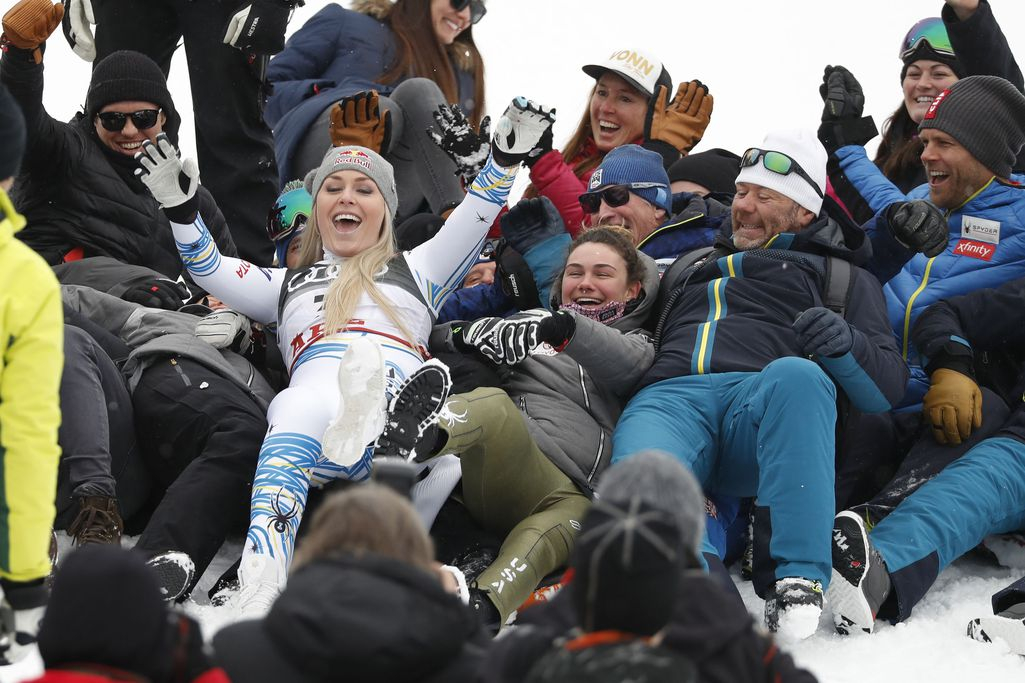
left=735, top=129, right=827, bottom=215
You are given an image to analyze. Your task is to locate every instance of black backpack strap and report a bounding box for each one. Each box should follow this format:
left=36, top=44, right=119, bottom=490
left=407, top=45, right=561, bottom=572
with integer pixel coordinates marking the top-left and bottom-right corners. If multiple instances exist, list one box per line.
left=656, top=246, right=716, bottom=308
left=823, top=256, right=854, bottom=318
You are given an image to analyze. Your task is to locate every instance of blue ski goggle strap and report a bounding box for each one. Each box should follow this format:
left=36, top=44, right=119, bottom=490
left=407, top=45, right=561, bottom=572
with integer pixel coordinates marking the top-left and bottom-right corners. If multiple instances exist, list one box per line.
left=900, top=17, right=955, bottom=61
left=450, top=0, right=487, bottom=24
left=267, top=187, right=312, bottom=242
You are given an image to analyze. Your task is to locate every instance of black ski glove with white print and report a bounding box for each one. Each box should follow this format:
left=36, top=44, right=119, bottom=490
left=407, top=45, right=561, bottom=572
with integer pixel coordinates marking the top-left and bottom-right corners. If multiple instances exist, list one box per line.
left=427, top=104, right=491, bottom=185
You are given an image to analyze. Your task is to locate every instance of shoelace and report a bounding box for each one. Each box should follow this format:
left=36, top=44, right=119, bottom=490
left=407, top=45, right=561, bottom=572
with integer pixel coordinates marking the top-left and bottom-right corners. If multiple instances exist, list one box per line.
left=67, top=506, right=121, bottom=545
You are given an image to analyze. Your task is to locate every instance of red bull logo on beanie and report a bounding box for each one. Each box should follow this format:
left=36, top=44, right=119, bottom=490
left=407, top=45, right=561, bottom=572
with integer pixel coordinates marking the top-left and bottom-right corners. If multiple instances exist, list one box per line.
left=924, top=89, right=951, bottom=120
left=333, top=148, right=372, bottom=171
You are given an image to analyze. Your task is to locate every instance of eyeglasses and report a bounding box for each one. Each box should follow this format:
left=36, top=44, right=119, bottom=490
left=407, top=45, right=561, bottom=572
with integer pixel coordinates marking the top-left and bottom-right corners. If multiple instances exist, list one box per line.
left=450, top=0, right=487, bottom=24
left=267, top=188, right=312, bottom=242
left=578, top=182, right=666, bottom=214
left=740, top=148, right=824, bottom=199
left=95, top=108, right=162, bottom=132
left=900, top=17, right=954, bottom=61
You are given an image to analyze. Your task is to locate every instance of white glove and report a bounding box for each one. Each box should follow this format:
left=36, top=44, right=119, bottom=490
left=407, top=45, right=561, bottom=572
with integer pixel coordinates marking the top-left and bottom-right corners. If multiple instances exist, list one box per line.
left=491, top=97, right=556, bottom=167
left=61, top=0, right=96, bottom=62
left=195, top=309, right=253, bottom=355
left=0, top=584, right=46, bottom=666
left=134, top=133, right=200, bottom=221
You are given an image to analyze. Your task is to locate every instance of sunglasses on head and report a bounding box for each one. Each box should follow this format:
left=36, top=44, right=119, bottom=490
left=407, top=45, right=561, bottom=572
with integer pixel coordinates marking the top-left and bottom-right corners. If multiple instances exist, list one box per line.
left=740, top=148, right=824, bottom=199
left=578, top=182, right=665, bottom=214
left=450, top=0, right=487, bottom=24
left=95, top=108, right=162, bottom=133
left=900, top=17, right=954, bottom=61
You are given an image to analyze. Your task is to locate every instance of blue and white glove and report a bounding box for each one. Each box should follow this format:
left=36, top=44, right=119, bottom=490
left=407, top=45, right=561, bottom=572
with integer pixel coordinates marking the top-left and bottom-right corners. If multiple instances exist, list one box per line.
left=794, top=307, right=853, bottom=358
left=60, top=0, right=94, bottom=61
left=135, top=133, right=200, bottom=223
left=491, top=97, right=556, bottom=168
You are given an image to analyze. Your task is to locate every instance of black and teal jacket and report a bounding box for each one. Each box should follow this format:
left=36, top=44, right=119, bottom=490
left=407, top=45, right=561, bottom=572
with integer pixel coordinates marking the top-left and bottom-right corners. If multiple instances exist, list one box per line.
left=640, top=213, right=908, bottom=414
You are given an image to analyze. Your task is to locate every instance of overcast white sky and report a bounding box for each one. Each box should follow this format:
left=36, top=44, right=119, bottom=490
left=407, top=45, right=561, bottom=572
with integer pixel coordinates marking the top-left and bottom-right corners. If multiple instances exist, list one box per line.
left=37, top=1, right=1025, bottom=166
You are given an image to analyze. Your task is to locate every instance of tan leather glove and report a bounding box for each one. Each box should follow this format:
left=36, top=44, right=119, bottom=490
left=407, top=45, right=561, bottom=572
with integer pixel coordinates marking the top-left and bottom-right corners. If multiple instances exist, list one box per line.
left=1, top=0, right=63, bottom=63
left=923, top=368, right=983, bottom=445
left=644, top=80, right=714, bottom=155
left=329, top=90, right=392, bottom=154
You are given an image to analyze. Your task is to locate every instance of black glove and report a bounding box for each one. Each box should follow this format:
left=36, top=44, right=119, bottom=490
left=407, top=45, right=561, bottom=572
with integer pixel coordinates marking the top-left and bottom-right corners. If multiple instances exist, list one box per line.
left=458, top=316, right=506, bottom=363
left=121, top=278, right=190, bottom=310
left=499, top=195, right=566, bottom=255
left=816, top=66, right=877, bottom=153
left=222, top=0, right=297, bottom=54
left=793, top=307, right=854, bottom=358
left=885, top=200, right=948, bottom=258
left=491, top=97, right=556, bottom=168
left=0, top=579, right=47, bottom=665
left=493, top=241, right=541, bottom=310
left=426, top=104, right=492, bottom=184
left=537, top=309, right=575, bottom=350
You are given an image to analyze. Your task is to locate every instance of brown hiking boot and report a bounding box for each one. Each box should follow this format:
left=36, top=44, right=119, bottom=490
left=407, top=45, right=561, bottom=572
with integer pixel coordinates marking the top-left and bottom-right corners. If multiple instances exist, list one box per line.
left=66, top=495, right=123, bottom=546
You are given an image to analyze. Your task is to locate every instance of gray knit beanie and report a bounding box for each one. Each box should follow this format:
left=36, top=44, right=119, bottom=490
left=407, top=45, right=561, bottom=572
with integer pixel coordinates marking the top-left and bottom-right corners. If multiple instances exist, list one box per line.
left=303, top=146, right=398, bottom=218
left=596, top=450, right=704, bottom=561
left=918, top=75, right=1025, bottom=178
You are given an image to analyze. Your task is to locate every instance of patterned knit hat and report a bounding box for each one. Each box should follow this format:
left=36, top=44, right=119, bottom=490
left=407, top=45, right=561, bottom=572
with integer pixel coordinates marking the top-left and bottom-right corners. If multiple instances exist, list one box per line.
left=918, top=75, right=1025, bottom=178
left=304, top=145, right=398, bottom=218
left=586, top=144, right=672, bottom=214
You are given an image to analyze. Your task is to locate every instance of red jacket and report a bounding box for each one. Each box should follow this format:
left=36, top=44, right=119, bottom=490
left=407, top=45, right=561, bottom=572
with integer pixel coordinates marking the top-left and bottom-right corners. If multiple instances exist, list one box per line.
left=28, top=666, right=231, bottom=683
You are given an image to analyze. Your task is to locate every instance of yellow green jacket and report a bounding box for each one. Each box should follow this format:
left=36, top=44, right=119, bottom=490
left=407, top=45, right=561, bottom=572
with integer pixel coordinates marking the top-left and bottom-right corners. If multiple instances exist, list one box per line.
left=0, top=188, right=61, bottom=583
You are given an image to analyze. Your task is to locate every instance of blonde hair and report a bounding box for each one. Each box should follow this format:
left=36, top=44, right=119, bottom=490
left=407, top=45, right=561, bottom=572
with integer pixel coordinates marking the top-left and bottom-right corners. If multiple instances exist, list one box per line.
left=292, top=484, right=435, bottom=572
left=295, top=201, right=416, bottom=344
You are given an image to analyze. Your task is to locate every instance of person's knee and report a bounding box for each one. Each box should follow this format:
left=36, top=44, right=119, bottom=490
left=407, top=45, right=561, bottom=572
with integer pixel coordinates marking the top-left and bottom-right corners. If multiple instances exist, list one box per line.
left=761, top=357, right=836, bottom=398
left=62, top=325, right=97, bottom=363
left=390, top=77, right=445, bottom=105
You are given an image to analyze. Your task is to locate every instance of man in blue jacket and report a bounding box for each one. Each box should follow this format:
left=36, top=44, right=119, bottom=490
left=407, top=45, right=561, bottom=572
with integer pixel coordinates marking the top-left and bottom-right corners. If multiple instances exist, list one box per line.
left=611, top=129, right=909, bottom=640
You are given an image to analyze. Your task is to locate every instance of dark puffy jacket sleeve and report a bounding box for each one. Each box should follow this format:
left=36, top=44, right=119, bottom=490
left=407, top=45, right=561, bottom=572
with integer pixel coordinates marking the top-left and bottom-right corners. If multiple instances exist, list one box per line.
left=817, top=268, right=909, bottom=412
left=0, top=45, right=88, bottom=178
left=912, top=276, right=1025, bottom=375
left=528, top=151, right=588, bottom=237
left=944, top=0, right=1023, bottom=91
left=265, top=5, right=346, bottom=126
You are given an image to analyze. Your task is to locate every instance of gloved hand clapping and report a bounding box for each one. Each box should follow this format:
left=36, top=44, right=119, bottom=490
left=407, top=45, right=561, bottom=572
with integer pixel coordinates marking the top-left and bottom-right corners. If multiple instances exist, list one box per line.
left=460, top=310, right=553, bottom=364
left=427, top=104, right=492, bottom=184
left=329, top=90, right=392, bottom=154
left=134, top=133, right=201, bottom=223
left=491, top=97, right=556, bottom=168
left=195, top=309, right=254, bottom=355
left=793, top=307, right=854, bottom=358
left=885, top=200, right=948, bottom=258
left=121, top=278, right=190, bottom=311
left=59, top=0, right=93, bottom=61
left=222, top=0, right=292, bottom=55
left=644, top=80, right=713, bottom=157
left=816, top=65, right=879, bottom=153
left=2, top=0, right=63, bottom=63
left=493, top=241, right=542, bottom=311
left=923, top=367, right=982, bottom=445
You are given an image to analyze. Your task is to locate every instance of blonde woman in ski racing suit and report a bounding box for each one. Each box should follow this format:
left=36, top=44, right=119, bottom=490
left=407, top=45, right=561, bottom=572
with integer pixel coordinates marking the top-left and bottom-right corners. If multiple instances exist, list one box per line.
left=134, top=97, right=554, bottom=614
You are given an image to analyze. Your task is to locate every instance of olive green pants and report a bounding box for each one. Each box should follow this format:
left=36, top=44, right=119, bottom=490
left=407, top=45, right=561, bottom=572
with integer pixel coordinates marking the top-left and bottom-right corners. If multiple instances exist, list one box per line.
left=438, top=387, right=591, bottom=623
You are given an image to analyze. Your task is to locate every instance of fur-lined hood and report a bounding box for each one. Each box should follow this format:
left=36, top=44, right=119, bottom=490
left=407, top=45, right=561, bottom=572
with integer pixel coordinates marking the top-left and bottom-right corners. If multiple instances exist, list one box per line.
left=351, top=0, right=476, bottom=70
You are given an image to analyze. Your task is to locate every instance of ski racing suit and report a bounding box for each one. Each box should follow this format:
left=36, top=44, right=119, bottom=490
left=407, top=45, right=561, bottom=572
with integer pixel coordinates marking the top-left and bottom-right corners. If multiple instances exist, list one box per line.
left=167, top=157, right=516, bottom=577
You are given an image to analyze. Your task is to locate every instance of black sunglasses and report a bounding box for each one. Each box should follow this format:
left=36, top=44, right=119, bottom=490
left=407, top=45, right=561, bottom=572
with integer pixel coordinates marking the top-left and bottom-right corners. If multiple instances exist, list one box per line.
left=578, top=182, right=665, bottom=214
left=740, top=148, right=824, bottom=199
left=95, top=108, right=162, bottom=133
left=450, top=0, right=487, bottom=24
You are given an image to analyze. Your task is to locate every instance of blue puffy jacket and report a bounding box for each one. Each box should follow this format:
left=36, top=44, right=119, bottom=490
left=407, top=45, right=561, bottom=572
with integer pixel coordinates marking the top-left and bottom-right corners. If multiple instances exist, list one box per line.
left=864, top=175, right=1025, bottom=401
left=265, top=3, right=478, bottom=185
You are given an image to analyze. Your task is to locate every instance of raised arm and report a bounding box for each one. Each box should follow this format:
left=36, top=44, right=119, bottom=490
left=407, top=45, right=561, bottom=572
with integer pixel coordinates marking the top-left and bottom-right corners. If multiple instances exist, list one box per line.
left=134, top=134, right=284, bottom=323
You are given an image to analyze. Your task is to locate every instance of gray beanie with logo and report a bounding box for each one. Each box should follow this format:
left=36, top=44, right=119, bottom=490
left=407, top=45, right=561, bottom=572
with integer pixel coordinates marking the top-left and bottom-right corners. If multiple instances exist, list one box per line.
left=918, top=75, right=1025, bottom=178
left=303, top=145, right=399, bottom=217
left=596, top=450, right=704, bottom=561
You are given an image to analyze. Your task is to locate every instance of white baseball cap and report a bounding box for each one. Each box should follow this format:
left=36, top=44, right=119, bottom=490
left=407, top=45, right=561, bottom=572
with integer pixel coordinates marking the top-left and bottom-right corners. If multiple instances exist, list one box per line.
left=582, top=48, right=673, bottom=98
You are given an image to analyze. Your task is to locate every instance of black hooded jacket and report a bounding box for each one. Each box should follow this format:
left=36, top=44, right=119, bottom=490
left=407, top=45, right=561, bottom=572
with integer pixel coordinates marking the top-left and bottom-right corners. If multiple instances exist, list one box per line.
left=0, top=45, right=236, bottom=278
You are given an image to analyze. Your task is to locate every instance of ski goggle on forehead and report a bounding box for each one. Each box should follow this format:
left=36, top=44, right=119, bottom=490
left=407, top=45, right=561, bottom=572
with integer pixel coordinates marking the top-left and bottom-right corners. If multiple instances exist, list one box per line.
left=450, top=0, right=487, bottom=24
left=740, top=148, right=824, bottom=199
left=267, top=189, right=312, bottom=242
left=900, top=17, right=954, bottom=61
